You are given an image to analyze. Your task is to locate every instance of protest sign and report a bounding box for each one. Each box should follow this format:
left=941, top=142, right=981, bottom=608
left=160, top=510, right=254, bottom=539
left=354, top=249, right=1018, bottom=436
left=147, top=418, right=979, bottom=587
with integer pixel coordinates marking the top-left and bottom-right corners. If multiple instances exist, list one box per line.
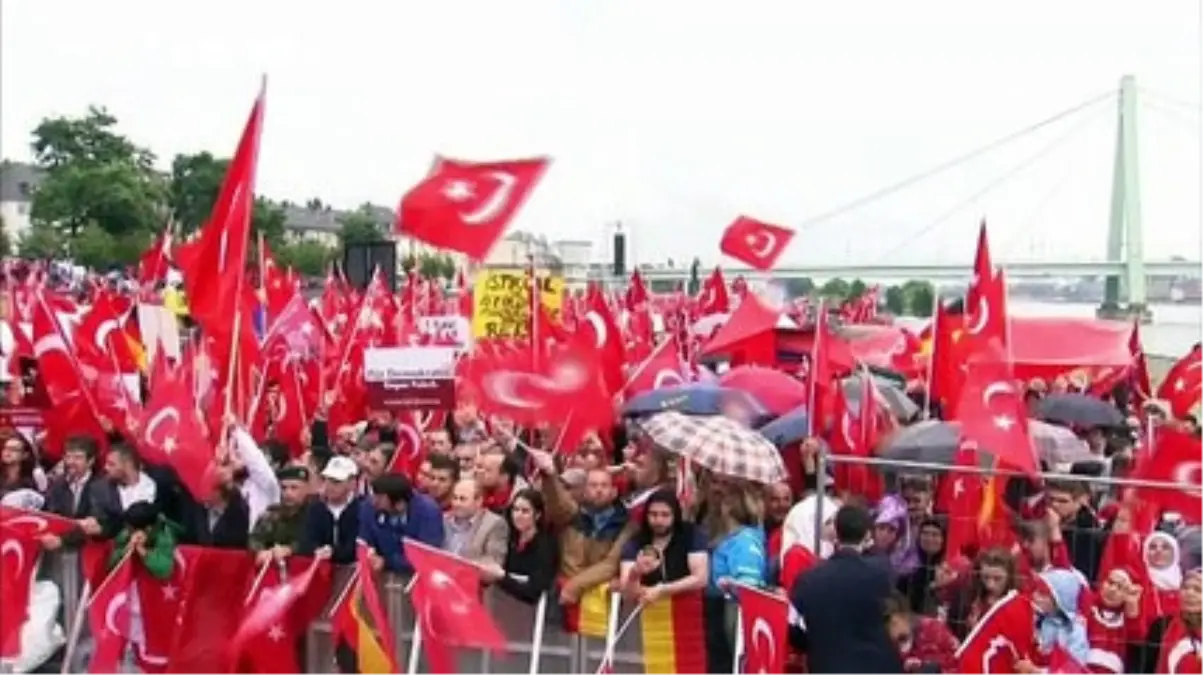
left=363, top=346, right=457, bottom=411
left=470, top=269, right=563, bottom=339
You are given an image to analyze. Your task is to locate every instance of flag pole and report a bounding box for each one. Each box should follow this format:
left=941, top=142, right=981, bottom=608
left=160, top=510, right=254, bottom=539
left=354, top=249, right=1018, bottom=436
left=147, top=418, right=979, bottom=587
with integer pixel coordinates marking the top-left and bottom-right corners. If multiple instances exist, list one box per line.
left=922, top=293, right=940, bottom=420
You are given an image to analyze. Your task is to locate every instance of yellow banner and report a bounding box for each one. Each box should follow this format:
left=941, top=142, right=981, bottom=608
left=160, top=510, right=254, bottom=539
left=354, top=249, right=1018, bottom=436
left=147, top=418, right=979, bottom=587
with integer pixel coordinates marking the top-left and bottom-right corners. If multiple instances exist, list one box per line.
left=471, top=269, right=563, bottom=339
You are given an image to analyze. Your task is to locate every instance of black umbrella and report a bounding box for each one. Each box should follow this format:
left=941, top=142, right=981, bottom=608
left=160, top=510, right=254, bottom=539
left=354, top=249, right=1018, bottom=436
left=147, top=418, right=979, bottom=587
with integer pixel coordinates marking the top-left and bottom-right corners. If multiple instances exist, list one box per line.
left=1036, top=393, right=1125, bottom=428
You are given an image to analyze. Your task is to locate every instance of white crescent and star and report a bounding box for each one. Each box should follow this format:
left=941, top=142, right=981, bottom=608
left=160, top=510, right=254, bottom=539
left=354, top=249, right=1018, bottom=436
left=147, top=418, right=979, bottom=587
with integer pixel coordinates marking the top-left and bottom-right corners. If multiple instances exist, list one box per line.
left=144, top=407, right=180, bottom=444
left=981, top=381, right=1015, bottom=407
left=94, top=319, right=120, bottom=354
left=746, top=231, right=778, bottom=260
left=104, top=591, right=130, bottom=640
left=33, top=334, right=69, bottom=360
left=1172, top=461, right=1202, bottom=487
left=4, top=515, right=49, bottom=534
left=967, top=298, right=991, bottom=336
left=398, top=423, right=422, bottom=459
left=750, top=617, right=776, bottom=674
left=457, top=171, right=518, bottom=226
left=585, top=311, right=608, bottom=349
left=1, top=539, right=26, bottom=580
left=482, top=372, right=543, bottom=410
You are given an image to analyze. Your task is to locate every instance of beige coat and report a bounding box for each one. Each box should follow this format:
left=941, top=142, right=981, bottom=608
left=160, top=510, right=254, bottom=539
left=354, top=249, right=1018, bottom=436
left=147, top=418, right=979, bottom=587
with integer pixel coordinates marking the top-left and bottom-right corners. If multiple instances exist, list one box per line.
left=443, top=509, right=509, bottom=566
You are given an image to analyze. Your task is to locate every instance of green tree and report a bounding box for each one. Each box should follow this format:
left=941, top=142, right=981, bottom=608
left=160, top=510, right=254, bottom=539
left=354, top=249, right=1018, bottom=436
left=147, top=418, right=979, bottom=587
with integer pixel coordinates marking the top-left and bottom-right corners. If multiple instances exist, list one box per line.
left=29, top=107, right=167, bottom=240
left=783, top=277, right=814, bottom=298
left=168, top=151, right=288, bottom=247
left=884, top=285, right=906, bottom=315
left=18, top=221, right=66, bottom=259
left=0, top=215, right=10, bottom=258
left=72, top=223, right=117, bottom=269
left=847, top=278, right=867, bottom=300
left=400, top=252, right=417, bottom=274
left=252, top=198, right=287, bottom=247
left=819, top=277, right=850, bottom=300
left=418, top=253, right=443, bottom=280
left=168, top=151, right=227, bottom=233
left=337, top=203, right=387, bottom=246
left=277, top=239, right=336, bottom=277
left=901, top=280, right=936, bottom=316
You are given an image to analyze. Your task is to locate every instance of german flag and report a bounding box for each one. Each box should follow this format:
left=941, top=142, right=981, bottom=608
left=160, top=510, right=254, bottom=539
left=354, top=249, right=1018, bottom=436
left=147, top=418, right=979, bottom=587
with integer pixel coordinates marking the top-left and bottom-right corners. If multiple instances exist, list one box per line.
left=639, top=592, right=706, bottom=674
left=561, top=583, right=610, bottom=637
left=330, top=574, right=395, bottom=674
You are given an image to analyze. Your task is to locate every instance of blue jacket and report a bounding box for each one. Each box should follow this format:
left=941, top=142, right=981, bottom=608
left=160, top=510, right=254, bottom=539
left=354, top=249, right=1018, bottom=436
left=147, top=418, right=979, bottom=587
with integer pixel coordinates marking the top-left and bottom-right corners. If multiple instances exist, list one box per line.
left=297, top=495, right=364, bottom=565
left=356, top=492, right=445, bottom=574
left=709, top=525, right=767, bottom=597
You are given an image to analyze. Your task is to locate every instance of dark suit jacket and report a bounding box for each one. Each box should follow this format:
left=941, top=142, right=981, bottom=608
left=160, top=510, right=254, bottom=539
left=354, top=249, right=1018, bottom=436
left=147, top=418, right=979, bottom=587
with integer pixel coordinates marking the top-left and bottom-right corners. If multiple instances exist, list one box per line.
left=44, top=474, right=101, bottom=547
left=86, top=465, right=197, bottom=541
left=790, top=549, right=903, bottom=674
left=188, top=492, right=250, bottom=549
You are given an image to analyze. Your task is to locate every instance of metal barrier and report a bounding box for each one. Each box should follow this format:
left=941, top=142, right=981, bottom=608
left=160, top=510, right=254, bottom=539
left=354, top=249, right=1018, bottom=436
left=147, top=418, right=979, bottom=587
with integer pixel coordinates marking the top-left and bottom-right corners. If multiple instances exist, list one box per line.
left=38, top=554, right=676, bottom=674
left=807, top=451, right=1203, bottom=671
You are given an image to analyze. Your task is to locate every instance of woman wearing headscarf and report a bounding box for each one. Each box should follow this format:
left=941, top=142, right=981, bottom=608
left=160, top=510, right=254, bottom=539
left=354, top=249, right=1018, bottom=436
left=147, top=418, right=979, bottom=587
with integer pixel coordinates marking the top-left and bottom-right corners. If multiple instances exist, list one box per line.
left=1134, top=567, right=1202, bottom=673
left=872, top=494, right=919, bottom=578
left=778, top=493, right=840, bottom=592
left=896, top=516, right=947, bottom=617
left=1142, top=531, right=1183, bottom=624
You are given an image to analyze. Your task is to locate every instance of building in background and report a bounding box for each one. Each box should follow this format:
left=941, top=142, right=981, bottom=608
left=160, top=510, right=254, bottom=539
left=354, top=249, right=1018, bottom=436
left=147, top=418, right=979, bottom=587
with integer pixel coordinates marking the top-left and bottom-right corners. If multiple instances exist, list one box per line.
left=0, top=161, right=40, bottom=239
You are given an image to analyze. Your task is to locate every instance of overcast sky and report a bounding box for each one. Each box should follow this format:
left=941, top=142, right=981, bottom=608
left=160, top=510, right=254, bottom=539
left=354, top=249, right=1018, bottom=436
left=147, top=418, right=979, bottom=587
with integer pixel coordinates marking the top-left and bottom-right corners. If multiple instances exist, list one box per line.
left=2, top=1, right=1200, bottom=267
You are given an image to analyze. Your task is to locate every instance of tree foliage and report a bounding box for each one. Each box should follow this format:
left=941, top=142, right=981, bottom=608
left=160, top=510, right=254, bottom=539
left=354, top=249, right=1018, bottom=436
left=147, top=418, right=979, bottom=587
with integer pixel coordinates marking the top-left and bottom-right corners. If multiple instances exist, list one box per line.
left=166, top=151, right=288, bottom=248
left=18, top=221, right=66, bottom=260
left=0, top=215, right=10, bottom=258
left=276, top=239, right=337, bottom=277
left=337, top=204, right=388, bottom=246
left=29, top=106, right=167, bottom=251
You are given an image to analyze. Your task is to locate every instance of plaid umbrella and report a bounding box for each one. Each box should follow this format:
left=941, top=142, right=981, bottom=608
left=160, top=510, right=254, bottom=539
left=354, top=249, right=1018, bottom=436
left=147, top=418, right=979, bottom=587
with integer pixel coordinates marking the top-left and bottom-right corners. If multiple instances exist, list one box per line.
left=639, top=411, right=787, bottom=485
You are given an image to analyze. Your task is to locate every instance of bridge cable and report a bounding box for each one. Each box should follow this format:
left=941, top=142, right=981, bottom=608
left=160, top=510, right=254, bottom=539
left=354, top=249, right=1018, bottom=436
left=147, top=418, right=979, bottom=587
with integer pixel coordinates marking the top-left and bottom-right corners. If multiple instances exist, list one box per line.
left=787, top=90, right=1117, bottom=233
left=1138, top=87, right=1202, bottom=116
left=1142, top=99, right=1202, bottom=135
left=868, top=101, right=1112, bottom=265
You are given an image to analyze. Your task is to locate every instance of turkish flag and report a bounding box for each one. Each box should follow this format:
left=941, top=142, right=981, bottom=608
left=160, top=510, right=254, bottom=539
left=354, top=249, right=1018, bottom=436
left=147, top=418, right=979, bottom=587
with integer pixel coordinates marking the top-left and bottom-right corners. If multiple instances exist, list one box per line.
left=719, top=216, right=794, bottom=271
left=955, top=341, right=1038, bottom=476
left=406, top=539, right=506, bottom=674
left=397, top=156, right=550, bottom=261
left=231, top=557, right=331, bottom=673
left=624, top=336, right=688, bottom=398
left=1156, top=344, right=1202, bottom=419
left=87, top=556, right=135, bottom=674
left=176, top=81, right=264, bottom=334
left=954, top=589, right=1035, bottom=673
left=0, top=525, right=41, bottom=658
left=1131, top=428, right=1202, bottom=525
left=466, top=334, right=611, bottom=431
left=735, top=585, right=789, bottom=675
left=936, top=443, right=1014, bottom=559
left=166, top=548, right=256, bottom=672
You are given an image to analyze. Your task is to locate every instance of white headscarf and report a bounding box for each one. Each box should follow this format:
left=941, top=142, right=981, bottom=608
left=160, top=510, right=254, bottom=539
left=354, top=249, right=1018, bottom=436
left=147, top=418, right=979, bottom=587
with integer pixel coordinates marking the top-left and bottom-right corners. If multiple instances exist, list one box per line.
left=1144, top=531, right=1183, bottom=591
left=781, top=494, right=841, bottom=565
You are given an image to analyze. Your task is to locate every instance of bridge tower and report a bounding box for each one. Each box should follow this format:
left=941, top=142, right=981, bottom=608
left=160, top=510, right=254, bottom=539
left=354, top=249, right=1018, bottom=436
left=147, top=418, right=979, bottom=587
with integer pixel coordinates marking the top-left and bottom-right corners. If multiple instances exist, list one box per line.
left=1097, top=75, right=1152, bottom=322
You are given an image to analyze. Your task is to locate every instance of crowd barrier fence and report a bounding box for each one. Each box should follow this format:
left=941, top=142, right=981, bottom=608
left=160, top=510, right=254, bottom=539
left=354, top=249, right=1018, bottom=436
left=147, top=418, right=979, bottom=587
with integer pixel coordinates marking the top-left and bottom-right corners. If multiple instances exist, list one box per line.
left=41, top=552, right=697, bottom=674
left=36, top=454, right=1201, bottom=673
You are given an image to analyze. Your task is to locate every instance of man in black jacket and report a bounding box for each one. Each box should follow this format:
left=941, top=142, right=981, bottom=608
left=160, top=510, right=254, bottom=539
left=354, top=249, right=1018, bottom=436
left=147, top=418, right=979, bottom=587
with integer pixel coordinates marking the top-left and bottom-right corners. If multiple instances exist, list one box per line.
left=790, top=504, right=903, bottom=674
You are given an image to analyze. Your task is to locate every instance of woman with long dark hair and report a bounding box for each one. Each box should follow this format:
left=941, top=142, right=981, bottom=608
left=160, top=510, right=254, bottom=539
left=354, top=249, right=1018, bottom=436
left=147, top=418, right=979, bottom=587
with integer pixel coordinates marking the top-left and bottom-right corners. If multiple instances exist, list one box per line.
left=479, top=488, right=558, bottom=605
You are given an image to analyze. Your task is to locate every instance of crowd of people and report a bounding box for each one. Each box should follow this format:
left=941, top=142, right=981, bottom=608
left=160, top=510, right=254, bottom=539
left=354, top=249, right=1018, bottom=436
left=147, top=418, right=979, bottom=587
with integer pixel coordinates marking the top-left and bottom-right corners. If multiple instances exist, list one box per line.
left=1, top=380, right=1200, bottom=673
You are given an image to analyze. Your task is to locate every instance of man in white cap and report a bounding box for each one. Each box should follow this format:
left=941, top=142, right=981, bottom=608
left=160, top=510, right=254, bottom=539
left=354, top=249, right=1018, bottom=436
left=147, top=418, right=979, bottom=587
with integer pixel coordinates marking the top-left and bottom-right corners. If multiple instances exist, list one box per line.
left=296, top=456, right=363, bottom=565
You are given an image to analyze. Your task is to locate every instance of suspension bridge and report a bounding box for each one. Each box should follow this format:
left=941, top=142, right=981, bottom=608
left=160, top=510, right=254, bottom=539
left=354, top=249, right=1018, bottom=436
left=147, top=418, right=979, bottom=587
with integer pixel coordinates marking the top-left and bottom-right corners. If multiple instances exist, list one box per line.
left=622, top=75, right=1202, bottom=320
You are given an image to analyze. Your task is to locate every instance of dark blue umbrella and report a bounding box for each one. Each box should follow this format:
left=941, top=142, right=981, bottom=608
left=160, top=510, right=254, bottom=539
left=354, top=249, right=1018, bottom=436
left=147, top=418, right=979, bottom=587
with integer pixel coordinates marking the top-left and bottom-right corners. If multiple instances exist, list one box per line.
left=756, top=405, right=811, bottom=447
left=622, top=384, right=767, bottom=420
